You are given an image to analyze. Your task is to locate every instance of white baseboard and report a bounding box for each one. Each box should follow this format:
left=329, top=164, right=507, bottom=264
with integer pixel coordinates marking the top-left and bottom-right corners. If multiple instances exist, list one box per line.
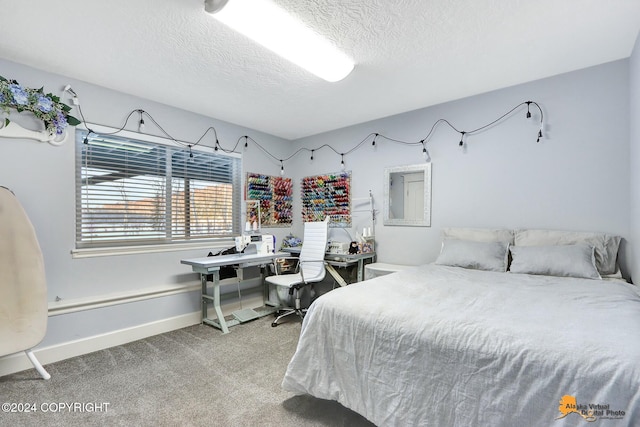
left=0, top=311, right=201, bottom=378
left=1, top=280, right=269, bottom=378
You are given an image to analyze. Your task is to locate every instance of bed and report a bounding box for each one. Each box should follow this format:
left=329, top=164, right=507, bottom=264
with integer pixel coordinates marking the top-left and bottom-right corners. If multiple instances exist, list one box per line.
left=281, top=228, right=640, bottom=426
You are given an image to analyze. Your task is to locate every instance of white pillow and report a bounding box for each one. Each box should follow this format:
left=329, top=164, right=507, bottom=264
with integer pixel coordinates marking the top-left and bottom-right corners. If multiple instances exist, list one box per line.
left=509, top=244, right=601, bottom=280
left=435, top=239, right=510, bottom=272
left=443, top=227, right=515, bottom=245
left=514, top=229, right=620, bottom=275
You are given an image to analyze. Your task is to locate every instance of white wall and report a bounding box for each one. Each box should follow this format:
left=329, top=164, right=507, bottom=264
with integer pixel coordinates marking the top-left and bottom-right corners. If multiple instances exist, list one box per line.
left=630, top=31, right=640, bottom=283
left=291, top=60, right=632, bottom=277
left=0, top=58, right=293, bottom=352
left=0, top=53, right=634, bottom=373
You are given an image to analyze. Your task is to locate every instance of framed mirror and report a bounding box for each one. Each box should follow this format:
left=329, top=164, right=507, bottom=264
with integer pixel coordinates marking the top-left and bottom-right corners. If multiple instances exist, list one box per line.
left=383, top=163, right=432, bottom=226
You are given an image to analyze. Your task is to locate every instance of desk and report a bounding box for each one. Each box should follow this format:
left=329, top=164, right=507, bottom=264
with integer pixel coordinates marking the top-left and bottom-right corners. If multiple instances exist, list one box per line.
left=181, top=252, right=286, bottom=333
left=281, top=248, right=376, bottom=286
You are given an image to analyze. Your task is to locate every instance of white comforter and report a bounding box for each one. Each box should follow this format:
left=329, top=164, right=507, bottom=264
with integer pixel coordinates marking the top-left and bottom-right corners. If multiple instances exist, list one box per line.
left=282, top=264, right=640, bottom=426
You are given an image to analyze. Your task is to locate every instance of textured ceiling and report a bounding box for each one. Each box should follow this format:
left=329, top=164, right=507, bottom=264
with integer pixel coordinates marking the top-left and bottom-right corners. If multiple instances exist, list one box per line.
left=0, top=0, right=638, bottom=140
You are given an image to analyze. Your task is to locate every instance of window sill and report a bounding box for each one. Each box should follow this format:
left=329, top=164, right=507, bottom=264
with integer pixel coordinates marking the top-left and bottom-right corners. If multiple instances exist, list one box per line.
left=71, top=240, right=234, bottom=259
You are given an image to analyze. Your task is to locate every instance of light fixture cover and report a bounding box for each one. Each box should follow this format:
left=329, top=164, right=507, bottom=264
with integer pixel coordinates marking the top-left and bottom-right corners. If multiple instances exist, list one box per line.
left=206, top=0, right=354, bottom=82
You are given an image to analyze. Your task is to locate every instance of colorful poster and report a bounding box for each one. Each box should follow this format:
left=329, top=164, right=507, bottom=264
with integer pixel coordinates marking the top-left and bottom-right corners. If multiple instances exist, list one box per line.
left=246, top=173, right=293, bottom=227
left=301, top=172, right=351, bottom=227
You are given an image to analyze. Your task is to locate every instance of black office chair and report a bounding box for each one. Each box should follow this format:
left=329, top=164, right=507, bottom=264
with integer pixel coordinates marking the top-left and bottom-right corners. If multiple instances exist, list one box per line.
left=266, top=219, right=329, bottom=326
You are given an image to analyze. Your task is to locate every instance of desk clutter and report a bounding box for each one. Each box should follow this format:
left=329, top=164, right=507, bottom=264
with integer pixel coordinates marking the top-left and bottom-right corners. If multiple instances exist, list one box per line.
left=280, top=233, right=302, bottom=249
left=234, top=234, right=275, bottom=255
left=206, top=247, right=238, bottom=280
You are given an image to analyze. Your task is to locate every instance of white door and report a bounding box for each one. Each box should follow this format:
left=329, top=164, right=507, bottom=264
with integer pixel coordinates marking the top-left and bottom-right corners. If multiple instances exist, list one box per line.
left=404, top=173, right=424, bottom=220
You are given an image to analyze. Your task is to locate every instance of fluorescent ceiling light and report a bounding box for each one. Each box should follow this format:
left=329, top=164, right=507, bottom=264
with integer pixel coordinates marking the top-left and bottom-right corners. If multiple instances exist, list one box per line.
left=205, top=0, right=354, bottom=82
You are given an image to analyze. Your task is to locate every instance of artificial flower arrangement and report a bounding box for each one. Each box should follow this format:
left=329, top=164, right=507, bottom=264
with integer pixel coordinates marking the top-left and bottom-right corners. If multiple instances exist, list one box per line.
left=0, top=75, right=81, bottom=136
left=280, top=233, right=302, bottom=249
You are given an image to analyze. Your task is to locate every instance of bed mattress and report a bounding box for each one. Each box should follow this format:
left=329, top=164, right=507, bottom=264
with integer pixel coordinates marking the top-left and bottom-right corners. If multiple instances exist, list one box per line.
left=282, top=264, right=640, bottom=426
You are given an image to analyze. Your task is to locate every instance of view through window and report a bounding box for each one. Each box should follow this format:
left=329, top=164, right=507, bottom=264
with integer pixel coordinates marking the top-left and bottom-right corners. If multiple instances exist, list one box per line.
left=75, top=129, right=241, bottom=248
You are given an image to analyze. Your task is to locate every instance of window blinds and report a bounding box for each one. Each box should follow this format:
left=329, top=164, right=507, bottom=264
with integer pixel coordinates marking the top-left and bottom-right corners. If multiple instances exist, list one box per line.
left=75, top=130, right=240, bottom=248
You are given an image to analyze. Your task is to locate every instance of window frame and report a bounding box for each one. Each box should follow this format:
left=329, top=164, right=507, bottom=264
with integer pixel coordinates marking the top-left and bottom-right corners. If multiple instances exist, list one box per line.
left=73, top=124, right=241, bottom=257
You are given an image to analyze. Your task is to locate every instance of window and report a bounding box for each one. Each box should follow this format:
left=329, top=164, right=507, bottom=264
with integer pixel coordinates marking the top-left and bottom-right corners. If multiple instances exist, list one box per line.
left=75, top=127, right=241, bottom=249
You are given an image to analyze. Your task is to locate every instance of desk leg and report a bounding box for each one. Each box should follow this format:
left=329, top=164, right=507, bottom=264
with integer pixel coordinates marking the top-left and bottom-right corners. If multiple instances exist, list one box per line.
left=201, top=270, right=231, bottom=334
left=357, top=259, right=364, bottom=282
left=200, top=273, right=208, bottom=322
left=261, top=264, right=275, bottom=307
left=261, top=264, right=268, bottom=303
left=211, top=272, right=230, bottom=334
left=326, top=264, right=348, bottom=287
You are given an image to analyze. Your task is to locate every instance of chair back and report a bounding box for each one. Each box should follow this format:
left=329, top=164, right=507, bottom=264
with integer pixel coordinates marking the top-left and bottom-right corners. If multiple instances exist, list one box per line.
left=299, top=219, right=329, bottom=282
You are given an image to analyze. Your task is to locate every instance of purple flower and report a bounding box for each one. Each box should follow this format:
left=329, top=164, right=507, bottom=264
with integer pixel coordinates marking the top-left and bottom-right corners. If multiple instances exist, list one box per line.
left=36, top=95, right=53, bottom=112
left=53, top=110, right=68, bottom=134
left=1, top=75, right=79, bottom=136
left=8, top=84, right=28, bottom=105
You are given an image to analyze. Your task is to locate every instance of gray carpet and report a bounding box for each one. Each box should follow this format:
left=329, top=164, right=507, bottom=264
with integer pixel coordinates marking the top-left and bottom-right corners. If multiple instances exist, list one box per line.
left=1, top=315, right=375, bottom=427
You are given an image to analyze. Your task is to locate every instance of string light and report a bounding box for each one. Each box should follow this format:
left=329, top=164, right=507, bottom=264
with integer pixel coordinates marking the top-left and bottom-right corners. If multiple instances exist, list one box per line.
left=422, top=141, right=431, bottom=162
left=137, top=109, right=145, bottom=133
left=72, top=96, right=544, bottom=171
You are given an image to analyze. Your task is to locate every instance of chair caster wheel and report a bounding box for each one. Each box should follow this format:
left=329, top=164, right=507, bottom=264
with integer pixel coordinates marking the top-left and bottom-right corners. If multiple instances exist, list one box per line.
left=271, top=322, right=278, bottom=327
